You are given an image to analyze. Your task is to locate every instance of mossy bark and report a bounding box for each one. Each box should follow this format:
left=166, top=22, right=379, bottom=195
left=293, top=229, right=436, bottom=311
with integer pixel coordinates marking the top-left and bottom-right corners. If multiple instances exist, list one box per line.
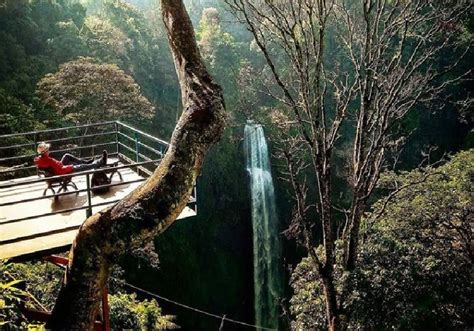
left=47, top=1, right=226, bottom=329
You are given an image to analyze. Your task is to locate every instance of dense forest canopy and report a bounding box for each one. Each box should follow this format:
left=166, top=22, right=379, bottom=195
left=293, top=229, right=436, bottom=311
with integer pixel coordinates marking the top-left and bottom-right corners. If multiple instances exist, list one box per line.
left=0, top=0, right=472, bottom=330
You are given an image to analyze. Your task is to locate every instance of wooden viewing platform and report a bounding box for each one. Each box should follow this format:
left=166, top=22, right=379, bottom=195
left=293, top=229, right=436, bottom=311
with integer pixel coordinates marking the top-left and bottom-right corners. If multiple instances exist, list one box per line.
left=0, top=122, right=197, bottom=260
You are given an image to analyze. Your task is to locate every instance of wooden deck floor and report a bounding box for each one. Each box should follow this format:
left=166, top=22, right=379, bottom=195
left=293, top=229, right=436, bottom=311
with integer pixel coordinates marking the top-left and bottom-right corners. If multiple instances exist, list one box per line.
left=0, top=162, right=196, bottom=259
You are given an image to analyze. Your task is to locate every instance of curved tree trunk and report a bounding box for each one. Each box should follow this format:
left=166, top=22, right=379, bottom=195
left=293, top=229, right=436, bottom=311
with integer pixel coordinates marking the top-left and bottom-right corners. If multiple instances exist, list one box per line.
left=47, top=1, right=226, bottom=329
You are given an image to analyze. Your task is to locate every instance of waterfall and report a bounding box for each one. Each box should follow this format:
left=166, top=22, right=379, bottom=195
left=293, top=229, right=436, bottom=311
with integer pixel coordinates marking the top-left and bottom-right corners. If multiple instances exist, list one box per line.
left=244, top=123, right=282, bottom=329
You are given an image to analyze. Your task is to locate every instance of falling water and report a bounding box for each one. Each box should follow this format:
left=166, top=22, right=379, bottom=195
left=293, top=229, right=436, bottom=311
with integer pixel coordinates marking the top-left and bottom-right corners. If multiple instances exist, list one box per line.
left=244, top=122, right=282, bottom=329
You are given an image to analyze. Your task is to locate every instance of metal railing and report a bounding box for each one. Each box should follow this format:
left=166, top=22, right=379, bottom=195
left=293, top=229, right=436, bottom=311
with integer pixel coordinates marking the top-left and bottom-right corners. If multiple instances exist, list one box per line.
left=0, top=121, right=197, bottom=230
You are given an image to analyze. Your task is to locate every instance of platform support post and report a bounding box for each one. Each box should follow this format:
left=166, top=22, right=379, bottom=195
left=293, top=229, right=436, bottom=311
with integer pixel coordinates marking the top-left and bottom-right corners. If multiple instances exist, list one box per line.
left=101, top=287, right=110, bottom=331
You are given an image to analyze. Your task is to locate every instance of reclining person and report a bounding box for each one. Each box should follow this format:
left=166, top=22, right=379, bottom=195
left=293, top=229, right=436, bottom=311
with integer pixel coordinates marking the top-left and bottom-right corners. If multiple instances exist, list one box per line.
left=34, top=142, right=107, bottom=175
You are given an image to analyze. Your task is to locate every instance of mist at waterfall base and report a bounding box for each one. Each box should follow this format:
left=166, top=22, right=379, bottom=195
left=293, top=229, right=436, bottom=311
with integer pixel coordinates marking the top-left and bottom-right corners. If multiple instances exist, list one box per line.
left=244, top=123, right=283, bottom=329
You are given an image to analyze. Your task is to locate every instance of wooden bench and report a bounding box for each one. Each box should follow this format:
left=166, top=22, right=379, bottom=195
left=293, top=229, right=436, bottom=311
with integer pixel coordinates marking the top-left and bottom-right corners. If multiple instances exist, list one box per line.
left=37, top=168, right=78, bottom=200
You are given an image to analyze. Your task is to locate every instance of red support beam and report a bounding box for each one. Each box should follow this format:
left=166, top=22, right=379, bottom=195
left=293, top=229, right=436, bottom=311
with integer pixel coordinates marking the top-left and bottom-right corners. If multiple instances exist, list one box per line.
left=42, top=255, right=69, bottom=266
left=102, top=287, right=111, bottom=331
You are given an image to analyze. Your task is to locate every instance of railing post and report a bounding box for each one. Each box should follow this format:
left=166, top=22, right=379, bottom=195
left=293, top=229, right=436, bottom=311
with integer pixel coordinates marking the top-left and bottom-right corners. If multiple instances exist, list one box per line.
left=115, top=122, right=120, bottom=158
left=33, top=132, right=38, bottom=153
left=86, top=174, right=92, bottom=217
left=194, top=184, right=198, bottom=214
left=33, top=132, right=38, bottom=175
left=134, top=132, right=140, bottom=163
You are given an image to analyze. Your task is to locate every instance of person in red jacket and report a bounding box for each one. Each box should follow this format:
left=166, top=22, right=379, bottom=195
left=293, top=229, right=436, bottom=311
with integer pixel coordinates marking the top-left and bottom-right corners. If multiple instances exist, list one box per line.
left=34, top=142, right=107, bottom=175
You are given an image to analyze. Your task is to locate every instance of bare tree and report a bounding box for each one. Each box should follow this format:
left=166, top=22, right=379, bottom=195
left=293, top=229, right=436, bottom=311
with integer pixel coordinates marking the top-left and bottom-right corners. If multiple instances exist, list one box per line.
left=226, top=0, right=471, bottom=329
left=47, top=1, right=226, bottom=329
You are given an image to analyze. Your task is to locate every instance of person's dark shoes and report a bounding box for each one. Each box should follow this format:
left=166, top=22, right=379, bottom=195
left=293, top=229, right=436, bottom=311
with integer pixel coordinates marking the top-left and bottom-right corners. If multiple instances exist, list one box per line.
left=99, top=150, right=108, bottom=166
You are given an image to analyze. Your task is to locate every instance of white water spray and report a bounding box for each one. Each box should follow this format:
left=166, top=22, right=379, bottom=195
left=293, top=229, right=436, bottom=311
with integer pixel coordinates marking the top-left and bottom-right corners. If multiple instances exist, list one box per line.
left=244, top=123, right=282, bottom=329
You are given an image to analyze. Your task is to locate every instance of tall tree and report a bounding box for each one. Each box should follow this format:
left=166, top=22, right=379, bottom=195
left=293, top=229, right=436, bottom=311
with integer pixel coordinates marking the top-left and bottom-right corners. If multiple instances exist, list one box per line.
left=37, top=57, right=154, bottom=125
left=226, top=0, right=471, bottom=329
left=290, top=150, right=473, bottom=329
left=47, top=0, right=226, bottom=329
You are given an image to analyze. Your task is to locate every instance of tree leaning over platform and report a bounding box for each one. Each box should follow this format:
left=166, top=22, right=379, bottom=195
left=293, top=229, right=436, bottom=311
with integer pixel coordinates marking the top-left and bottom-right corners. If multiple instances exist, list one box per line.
left=47, top=0, right=226, bottom=329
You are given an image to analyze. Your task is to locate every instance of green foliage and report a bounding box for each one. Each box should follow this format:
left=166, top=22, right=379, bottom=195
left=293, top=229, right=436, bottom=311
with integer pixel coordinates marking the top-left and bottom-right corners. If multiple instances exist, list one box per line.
left=197, top=8, right=232, bottom=68
left=109, top=292, right=178, bottom=330
left=0, top=260, right=61, bottom=329
left=0, top=89, right=40, bottom=135
left=0, top=0, right=179, bottom=136
left=45, top=19, right=87, bottom=65
left=290, top=151, right=474, bottom=329
left=0, top=262, right=28, bottom=328
left=196, top=6, right=244, bottom=101
left=83, top=0, right=178, bottom=134
left=0, top=89, right=44, bottom=161
left=36, top=57, right=154, bottom=125
left=5, top=261, right=63, bottom=312
left=289, top=256, right=326, bottom=329
left=0, top=0, right=92, bottom=149
left=1, top=260, right=177, bottom=329
left=82, top=15, right=130, bottom=64
left=0, top=0, right=88, bottom=102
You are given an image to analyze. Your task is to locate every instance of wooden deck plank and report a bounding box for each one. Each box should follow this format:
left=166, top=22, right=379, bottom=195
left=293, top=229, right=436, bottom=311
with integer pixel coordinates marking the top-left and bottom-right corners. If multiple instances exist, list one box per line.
left=0, top=161, right=196, bottom=259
